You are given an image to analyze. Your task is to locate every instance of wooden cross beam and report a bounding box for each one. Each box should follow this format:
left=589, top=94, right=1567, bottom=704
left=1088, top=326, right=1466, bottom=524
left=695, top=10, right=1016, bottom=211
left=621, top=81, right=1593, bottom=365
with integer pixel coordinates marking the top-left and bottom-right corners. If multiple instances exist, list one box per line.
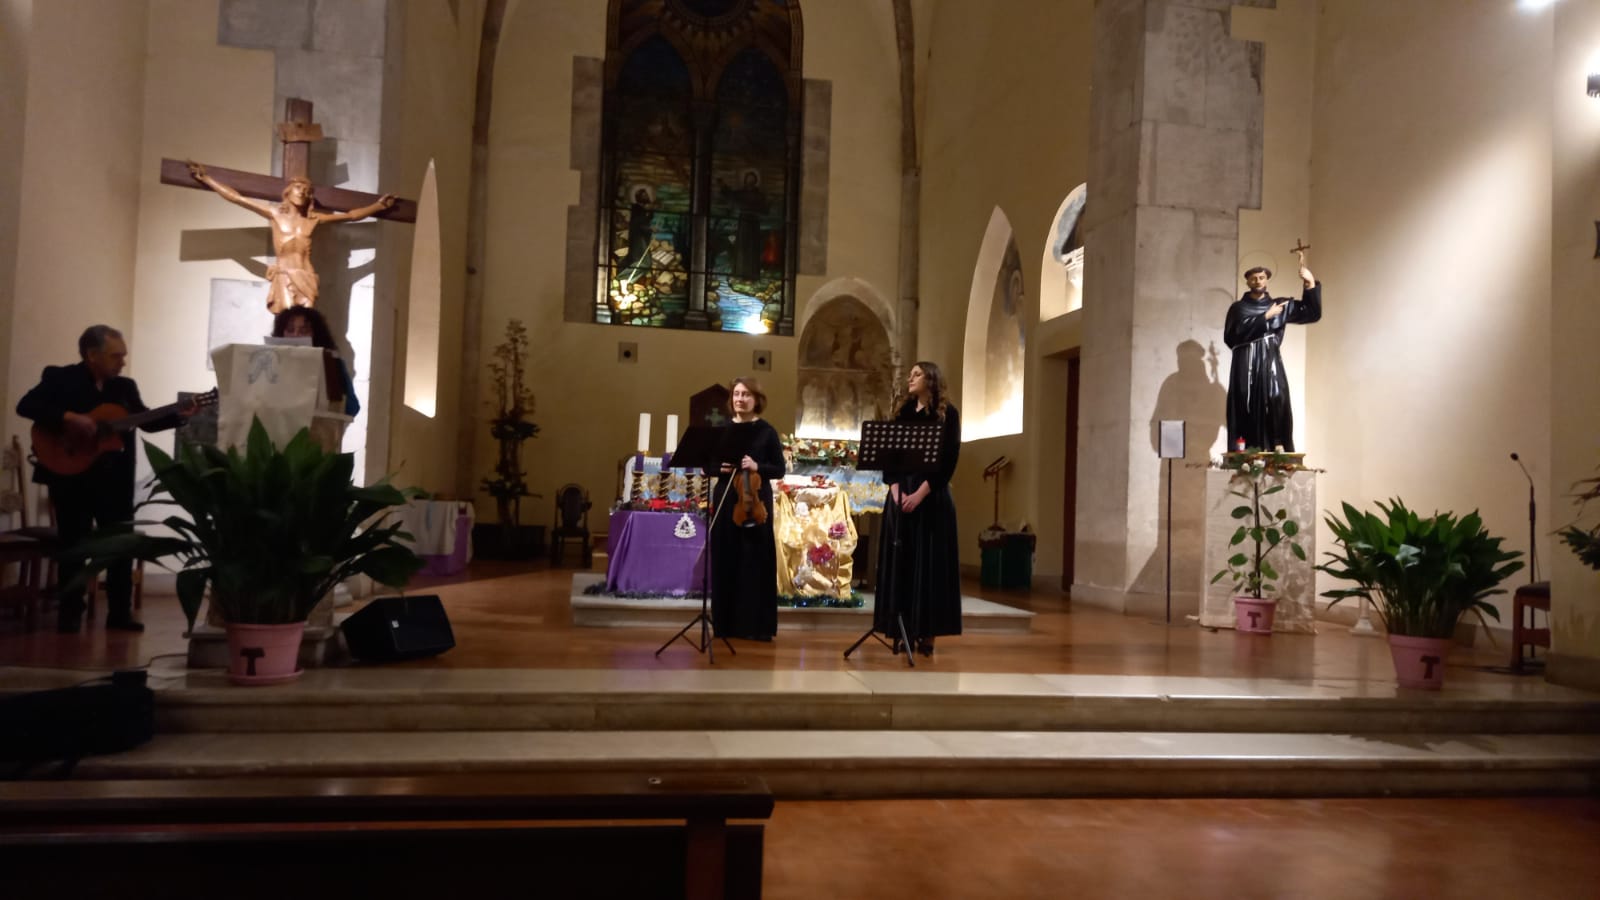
left=1290, top=238, right=1311, bottom=257
left=160, top=98, right=416, bottom=223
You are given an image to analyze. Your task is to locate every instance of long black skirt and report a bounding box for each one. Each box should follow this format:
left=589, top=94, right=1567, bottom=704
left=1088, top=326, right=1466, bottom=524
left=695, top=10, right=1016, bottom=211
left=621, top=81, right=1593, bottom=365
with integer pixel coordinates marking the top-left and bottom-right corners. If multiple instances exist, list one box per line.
left=709, top=492, right=779, bottom=641
left=873, top=487, right=962, bottom=640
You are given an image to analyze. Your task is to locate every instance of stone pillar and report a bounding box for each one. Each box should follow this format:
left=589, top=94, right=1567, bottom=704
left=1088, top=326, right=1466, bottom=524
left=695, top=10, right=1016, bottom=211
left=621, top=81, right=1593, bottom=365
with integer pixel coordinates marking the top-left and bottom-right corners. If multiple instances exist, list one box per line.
left=1075, top=0, right=1269, bottom=616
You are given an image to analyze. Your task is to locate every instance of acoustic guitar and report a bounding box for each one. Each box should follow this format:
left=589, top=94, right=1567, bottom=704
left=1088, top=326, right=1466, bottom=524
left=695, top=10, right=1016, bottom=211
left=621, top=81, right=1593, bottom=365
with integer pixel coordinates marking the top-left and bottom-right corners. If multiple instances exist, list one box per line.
left=32, top=388, right=218, bottom=477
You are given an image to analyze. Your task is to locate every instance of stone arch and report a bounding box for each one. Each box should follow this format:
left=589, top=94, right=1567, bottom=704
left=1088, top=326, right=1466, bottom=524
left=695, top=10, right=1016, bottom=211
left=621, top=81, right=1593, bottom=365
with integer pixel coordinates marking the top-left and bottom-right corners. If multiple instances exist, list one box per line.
left=962, top=206, right=1025, bottom=439
left=1040, top=183, right=1086, bottom=321
left=796, top=276, right=894, bottom=348
left=795, top=292, right=895, bottom=438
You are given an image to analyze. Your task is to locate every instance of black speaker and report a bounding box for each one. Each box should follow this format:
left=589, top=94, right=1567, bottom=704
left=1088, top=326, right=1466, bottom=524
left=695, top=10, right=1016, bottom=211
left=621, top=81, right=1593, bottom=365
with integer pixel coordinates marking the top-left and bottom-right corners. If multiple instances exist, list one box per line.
left=340, top=595, right=455, bottom=662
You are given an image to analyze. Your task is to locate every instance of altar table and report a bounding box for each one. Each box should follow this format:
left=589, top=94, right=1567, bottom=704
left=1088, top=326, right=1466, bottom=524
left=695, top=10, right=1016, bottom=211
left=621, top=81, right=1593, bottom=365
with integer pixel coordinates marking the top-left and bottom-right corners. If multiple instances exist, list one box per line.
left=606, top=510, right=707, bottom=595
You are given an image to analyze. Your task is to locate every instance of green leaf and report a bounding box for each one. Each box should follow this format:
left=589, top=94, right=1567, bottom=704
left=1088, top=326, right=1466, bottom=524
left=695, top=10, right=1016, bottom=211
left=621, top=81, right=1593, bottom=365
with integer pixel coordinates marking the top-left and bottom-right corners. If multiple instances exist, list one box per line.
left=1291, top=543, right=1307, bottom=560
left=1228, top=553, right=1248, bottom=567
left=1283, top=520, right=1299, bottom=537
left=1230, top=506, right=1251, bottom=519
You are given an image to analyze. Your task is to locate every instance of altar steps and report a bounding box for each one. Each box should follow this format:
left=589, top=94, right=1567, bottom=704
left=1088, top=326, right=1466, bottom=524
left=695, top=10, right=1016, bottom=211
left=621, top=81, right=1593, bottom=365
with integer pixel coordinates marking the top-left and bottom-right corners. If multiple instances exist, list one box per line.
left=56, top=667, right=1600, bottom=798
left=70, top=728, right=1600, bottom=798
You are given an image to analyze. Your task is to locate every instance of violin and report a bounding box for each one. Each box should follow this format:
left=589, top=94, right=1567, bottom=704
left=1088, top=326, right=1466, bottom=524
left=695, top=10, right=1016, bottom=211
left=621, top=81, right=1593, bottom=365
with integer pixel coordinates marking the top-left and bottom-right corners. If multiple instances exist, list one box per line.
left=730, top=467, right=768, bottom=528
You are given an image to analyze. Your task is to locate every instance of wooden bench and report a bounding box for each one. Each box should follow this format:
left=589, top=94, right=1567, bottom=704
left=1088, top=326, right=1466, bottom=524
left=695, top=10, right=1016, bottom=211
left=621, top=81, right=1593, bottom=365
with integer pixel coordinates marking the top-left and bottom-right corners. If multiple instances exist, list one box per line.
left=0, top=772, right=773, bottom=899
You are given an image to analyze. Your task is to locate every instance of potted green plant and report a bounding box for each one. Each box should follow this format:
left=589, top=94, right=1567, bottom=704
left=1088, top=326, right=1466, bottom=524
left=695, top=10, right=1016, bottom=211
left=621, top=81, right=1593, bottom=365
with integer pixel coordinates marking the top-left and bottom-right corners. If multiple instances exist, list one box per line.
left=477, top=319, right=542, bottom=559
left=1209, top=452, right=1308, bottom=634
left=1318, top=499, right=1522, bottom=689
left=73, top=419, right=423, bottom=685
left=1558, top=463, right=1600, bottom=571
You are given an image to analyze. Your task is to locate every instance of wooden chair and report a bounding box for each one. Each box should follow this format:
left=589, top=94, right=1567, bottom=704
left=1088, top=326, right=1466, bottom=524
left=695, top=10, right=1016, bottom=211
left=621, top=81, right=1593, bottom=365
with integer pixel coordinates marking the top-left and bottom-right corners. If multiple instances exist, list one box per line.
left=549, top=483, right=592, bottom=568
left=1510, top=581, right=1551, bottom=673
left=0, top=437, right=50, bottom=631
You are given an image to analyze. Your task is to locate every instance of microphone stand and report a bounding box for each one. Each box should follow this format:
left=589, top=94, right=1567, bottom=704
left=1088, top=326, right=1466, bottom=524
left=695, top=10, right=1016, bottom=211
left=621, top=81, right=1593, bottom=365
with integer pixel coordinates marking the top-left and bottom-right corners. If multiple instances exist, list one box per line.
left=1512, top=453, right=1540, bottom=584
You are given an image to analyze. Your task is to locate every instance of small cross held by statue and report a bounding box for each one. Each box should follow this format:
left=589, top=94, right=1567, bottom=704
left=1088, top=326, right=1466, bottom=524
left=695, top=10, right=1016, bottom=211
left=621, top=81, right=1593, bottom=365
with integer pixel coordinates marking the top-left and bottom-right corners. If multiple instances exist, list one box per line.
left=1290, top=239, right=1311, bottom=262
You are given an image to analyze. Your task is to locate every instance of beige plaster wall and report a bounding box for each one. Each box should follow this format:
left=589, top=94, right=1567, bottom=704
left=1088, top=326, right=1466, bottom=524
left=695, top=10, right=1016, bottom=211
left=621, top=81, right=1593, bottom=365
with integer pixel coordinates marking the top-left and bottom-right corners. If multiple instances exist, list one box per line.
left=918, top=0, right=1092, bottom=575
left=5, top=0, right=150, bottom=473
left=0, top=0, right=32, bottom=432
left=477, top=0, right=903, bottom=519
left=1549, top=0, right=1600, bottom=690
left=126, top=0, right=275, bottom=484
left=1305, top=1, right=1554, bottom=631
left=379, top=0, right=479, bottom=497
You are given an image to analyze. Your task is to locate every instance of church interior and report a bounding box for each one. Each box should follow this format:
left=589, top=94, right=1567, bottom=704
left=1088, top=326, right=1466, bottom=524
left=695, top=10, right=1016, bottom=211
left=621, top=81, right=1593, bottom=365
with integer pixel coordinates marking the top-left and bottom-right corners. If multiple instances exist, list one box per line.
left=2, top=0, right=1599, bottom=896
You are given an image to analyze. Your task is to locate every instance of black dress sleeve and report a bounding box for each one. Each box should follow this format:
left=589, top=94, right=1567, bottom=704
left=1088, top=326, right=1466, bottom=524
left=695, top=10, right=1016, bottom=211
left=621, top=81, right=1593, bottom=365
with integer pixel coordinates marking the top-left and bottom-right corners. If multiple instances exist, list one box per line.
left=756, top=422, right=786, bottom=481
left=926, top=405, right=961, bottom=492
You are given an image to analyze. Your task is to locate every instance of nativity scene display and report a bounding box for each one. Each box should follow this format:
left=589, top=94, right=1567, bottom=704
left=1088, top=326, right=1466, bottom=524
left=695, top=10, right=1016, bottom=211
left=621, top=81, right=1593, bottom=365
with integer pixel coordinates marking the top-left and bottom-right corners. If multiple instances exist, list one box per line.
left=596, top=1, right=800, bottom=335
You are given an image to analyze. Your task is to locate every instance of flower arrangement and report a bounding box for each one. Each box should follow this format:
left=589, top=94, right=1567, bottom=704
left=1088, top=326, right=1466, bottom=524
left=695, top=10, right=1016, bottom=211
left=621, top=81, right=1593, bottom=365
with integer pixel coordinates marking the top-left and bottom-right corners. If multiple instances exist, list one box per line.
left=1209, top=451, right=1312, bottom=600
left=783, top=435, right=859, bottom=467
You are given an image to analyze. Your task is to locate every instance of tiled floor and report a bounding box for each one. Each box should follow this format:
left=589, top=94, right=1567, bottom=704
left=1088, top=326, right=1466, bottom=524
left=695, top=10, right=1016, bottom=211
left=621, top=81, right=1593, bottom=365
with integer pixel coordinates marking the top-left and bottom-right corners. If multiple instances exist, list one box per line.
left=0, top=560, right=1536, bottom=684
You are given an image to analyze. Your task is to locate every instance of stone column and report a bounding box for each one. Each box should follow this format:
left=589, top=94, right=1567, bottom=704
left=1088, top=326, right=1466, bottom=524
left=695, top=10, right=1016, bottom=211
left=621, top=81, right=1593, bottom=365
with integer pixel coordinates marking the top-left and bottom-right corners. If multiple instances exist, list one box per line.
left=1075, top=0, right=1269, bottom=616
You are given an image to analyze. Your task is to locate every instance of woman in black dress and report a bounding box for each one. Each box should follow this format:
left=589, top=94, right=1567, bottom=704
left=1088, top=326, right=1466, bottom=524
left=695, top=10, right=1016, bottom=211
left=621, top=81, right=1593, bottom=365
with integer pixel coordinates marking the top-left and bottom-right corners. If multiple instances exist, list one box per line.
left=874, top=361, right=962, bottom=657
left=709, top=377, right=786, bottom=641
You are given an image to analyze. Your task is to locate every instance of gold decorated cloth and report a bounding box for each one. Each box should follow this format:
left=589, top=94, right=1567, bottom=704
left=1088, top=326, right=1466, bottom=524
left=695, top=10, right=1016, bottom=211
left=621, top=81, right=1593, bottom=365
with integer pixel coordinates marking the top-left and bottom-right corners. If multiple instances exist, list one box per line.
left=774, top=484, right=857, bottom=598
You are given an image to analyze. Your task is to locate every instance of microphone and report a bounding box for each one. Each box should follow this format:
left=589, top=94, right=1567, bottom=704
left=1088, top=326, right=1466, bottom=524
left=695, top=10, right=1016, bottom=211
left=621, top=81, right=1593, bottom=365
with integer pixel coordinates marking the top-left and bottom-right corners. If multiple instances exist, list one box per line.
left=1510, top=452, right=1539, bottom=583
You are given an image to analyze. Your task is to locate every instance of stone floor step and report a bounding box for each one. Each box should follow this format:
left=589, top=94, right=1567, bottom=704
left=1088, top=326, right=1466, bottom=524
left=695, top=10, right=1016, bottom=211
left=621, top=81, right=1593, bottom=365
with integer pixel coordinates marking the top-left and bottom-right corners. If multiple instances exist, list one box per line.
left=73, top=730, right=1600, bottom=799
left=137, top=668, right=1600, bottom=736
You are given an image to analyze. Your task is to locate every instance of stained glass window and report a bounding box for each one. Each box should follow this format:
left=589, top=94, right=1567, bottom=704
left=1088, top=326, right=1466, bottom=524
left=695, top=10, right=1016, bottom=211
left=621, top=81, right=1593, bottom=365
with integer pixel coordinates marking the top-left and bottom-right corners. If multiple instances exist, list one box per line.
left=597, top=0, right=801, bottom=334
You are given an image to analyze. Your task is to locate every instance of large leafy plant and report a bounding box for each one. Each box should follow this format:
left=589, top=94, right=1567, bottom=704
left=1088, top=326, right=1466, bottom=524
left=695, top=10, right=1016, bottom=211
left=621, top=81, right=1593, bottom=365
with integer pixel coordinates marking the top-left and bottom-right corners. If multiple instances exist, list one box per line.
left=1558, top=465, right=1600, bottom=571
left=1210, top=453, right=1307, bottom=600
left=1317, top=498, right=1523, bottom=638
left=73, top=419, right=423, bottom=628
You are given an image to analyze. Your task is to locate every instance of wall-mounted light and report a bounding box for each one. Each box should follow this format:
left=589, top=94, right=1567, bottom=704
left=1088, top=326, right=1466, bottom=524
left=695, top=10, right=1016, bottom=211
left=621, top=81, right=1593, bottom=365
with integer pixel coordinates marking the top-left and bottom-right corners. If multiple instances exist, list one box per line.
left=1519, top=0, right=1559, bottom=12
left=1589, top=51, right=1600, bottom=98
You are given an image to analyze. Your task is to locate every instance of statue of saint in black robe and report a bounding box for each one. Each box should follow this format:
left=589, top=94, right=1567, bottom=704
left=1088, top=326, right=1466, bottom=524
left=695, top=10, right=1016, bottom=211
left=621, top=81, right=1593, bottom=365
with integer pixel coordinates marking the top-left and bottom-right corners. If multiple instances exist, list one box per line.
left=1224, top=280, right=1321, bottom=452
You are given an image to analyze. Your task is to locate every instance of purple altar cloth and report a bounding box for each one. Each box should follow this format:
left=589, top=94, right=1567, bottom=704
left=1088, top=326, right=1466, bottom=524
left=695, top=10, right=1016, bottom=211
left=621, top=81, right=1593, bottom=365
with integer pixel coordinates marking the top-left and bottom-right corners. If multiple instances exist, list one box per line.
left=605, top=510, right=707, bottom=595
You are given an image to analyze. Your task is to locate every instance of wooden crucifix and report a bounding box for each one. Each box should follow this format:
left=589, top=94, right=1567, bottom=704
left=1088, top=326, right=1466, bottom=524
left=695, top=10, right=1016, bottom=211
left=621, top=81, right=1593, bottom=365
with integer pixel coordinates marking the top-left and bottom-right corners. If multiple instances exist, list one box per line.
left=161, top=98, right=416, bottom=314
left=1290, top=238, right=1311, bottom=262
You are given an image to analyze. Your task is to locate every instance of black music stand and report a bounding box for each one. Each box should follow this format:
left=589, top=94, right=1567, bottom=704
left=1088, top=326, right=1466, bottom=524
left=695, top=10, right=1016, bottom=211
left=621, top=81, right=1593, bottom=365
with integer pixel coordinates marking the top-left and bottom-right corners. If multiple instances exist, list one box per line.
left=655, top=425, right=737, bottom=662
left=844, top=419, right=944, bottom=668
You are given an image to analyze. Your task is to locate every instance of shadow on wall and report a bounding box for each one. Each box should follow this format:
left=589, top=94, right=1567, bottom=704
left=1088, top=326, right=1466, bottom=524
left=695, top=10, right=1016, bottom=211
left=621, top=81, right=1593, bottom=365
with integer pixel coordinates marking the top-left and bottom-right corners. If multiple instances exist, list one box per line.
left=1129, top=338, right=1225, bottom=603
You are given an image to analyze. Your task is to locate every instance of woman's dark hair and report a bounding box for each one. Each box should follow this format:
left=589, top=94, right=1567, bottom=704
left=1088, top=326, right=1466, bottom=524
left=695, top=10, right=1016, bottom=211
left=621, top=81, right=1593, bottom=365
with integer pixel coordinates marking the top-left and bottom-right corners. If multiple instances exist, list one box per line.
left=728, top=376, right=767, bottom=416
left=900, top=360, right=950, bottom=422
left=271, top=306, right=338, bottom=350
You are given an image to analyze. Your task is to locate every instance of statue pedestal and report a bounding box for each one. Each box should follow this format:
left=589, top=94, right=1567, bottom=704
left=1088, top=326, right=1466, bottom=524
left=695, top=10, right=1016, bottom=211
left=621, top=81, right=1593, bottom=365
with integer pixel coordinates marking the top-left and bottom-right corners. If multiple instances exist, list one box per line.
left=1197, top=466, right=1319, bottom=633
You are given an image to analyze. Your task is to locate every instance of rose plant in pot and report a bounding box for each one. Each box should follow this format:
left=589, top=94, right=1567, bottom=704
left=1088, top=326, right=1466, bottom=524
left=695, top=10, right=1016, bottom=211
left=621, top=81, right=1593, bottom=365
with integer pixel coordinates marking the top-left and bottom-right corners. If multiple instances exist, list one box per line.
left=72, top=418, right=423, bottom=685
left=1209, top=452, right=1308, bottom=634
left=1318, top=499, right=1522, bottom=690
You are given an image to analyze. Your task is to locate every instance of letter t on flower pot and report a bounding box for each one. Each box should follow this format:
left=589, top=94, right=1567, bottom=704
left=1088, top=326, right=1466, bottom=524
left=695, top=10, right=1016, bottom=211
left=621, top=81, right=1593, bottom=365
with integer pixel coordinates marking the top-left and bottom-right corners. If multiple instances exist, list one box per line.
left=1210, top=453, right=1308, bottom=635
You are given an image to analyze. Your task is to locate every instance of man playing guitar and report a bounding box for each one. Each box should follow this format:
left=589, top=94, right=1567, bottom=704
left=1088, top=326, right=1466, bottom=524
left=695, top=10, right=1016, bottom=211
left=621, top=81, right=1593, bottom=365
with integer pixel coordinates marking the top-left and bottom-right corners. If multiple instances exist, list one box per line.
left=16, top=325, right=199, bottom=633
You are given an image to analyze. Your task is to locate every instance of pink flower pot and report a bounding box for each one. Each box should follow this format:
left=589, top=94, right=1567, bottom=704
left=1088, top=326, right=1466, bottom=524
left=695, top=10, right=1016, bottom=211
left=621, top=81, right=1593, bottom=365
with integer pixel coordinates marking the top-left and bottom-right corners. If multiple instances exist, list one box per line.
left=1233, top=597, right=1276, bottom=634
left=224, top=621, right=306, bottom=686
left=1388, top=634, right=1452, bottom=690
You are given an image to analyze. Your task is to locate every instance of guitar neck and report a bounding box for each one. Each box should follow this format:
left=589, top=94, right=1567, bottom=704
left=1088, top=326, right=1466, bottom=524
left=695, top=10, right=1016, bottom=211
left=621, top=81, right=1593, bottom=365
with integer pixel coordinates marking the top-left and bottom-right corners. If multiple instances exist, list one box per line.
left=108, top=401, right=186, bottom=432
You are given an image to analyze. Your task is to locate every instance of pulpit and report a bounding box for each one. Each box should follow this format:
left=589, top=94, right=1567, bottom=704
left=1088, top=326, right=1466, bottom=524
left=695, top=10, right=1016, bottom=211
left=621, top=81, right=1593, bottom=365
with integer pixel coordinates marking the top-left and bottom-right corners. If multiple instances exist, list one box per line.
left=188, top=343, right=357, bottom=667
left=211, top=342, right=352, bottom=453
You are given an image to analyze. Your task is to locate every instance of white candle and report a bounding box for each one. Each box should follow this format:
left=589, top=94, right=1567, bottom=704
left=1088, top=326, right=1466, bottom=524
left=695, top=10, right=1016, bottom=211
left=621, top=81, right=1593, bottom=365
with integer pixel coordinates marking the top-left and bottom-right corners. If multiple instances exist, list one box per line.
left=665, top=414, right=680, bottom=453
left=637, top=412, right=651, bottom=453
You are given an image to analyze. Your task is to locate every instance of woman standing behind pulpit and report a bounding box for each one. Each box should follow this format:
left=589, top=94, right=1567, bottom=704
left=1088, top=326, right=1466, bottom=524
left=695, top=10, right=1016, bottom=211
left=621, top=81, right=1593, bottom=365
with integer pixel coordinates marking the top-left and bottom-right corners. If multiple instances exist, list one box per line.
left=875, top=361, right=963, bottom=657
left=709, top=377, right=786, bottom=642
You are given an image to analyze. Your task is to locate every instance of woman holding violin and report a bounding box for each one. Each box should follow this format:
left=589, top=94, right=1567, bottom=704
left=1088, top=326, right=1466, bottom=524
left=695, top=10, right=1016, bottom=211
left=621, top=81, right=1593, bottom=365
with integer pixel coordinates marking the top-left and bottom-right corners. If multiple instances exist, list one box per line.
left=709, top=377, right=786, bottom=642
left=875, top=361, right=963, bottom=657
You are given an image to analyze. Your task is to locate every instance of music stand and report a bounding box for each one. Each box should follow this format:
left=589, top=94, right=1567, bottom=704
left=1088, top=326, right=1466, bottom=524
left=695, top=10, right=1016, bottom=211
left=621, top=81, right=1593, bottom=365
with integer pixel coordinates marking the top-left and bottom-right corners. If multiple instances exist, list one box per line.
left=654, top=425, right=737, bottom=662
left=845, top=419, right=944, bottom=668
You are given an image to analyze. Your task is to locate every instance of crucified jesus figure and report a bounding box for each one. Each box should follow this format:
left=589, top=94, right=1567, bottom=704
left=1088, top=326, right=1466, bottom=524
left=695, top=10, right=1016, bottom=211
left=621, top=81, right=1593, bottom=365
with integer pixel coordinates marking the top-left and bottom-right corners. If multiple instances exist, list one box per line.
left=186, top=160, right=396, bottom=314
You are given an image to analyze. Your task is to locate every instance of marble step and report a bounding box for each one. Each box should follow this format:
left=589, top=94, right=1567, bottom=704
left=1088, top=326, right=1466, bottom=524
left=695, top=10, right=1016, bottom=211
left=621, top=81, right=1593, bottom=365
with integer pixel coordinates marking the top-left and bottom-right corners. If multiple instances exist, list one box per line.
left=135, top=668, right=1600, bottom=736
left=70, top=729, right=1600, bottom=799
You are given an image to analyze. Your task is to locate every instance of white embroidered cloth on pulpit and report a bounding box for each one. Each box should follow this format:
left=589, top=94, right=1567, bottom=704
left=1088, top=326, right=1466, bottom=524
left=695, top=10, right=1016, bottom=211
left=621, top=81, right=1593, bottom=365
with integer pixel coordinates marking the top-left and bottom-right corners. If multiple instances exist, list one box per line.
left=211, top=343, right=349, bottom=451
